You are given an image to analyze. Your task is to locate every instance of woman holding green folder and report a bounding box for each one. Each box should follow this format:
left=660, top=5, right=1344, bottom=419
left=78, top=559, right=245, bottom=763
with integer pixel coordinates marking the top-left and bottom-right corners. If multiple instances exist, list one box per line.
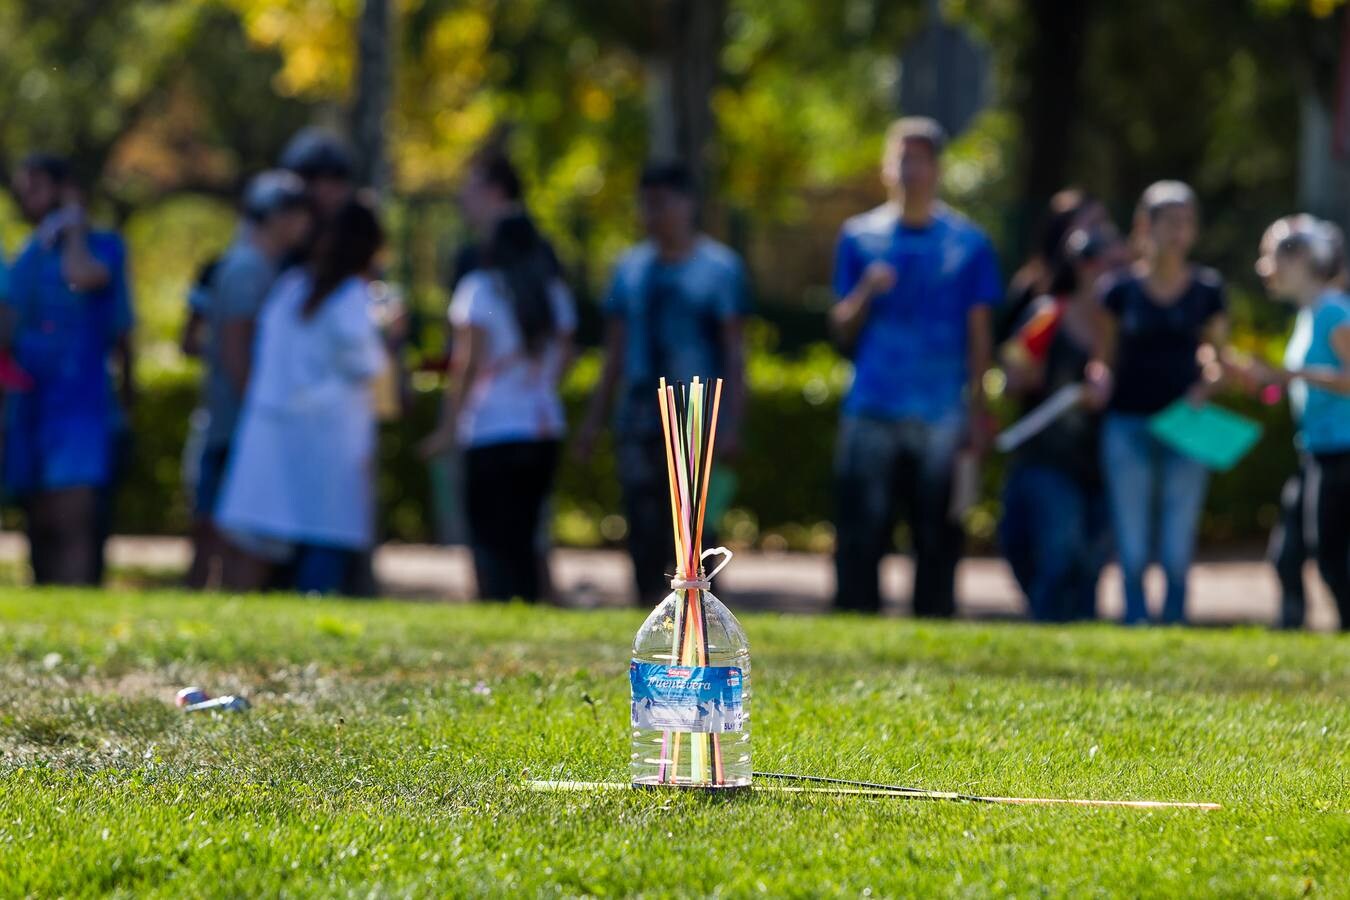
left=1088, top=182, right=1230, bottom=625
left=1254, top=217, right=1350, bottom=632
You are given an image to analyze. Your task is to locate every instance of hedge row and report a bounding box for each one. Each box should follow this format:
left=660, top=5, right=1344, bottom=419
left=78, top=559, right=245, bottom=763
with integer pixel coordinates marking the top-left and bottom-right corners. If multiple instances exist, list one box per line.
left=116, top=346, right=1297, bottom=551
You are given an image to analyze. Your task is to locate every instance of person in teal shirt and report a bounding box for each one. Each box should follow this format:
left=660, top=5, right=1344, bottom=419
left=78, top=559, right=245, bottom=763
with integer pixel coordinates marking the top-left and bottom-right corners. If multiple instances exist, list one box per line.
left=1256, top=215, right=1350, bottom=631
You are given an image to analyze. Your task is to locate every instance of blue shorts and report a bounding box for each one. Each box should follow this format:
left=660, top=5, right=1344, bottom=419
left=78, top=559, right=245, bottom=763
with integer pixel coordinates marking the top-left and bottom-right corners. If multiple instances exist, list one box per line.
left=3, top=396, right=112, bottom=496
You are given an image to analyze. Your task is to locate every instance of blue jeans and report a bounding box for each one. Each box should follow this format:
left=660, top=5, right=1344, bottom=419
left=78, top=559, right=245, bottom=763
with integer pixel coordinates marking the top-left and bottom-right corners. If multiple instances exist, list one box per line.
left=1000, top=464, right=1108, bottom=622
left=1101, top=414, right=1210, bottom=625
left=294, top=544, right=356, bottom=595
left=833, top=414, right=966, bottom=616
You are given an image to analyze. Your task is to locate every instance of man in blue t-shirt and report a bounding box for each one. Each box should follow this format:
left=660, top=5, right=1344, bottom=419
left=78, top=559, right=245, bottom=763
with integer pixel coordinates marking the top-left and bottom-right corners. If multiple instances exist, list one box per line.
left=2, top=154, right=133, bottom=585
left=577, top=162, right=748, bottom=605
left=829, top=117, right=1001, bottom=617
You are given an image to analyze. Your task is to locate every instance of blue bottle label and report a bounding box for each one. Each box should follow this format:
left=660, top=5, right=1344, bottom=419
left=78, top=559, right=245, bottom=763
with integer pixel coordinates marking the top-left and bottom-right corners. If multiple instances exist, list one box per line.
left=630, top=661, right=744, bottom=733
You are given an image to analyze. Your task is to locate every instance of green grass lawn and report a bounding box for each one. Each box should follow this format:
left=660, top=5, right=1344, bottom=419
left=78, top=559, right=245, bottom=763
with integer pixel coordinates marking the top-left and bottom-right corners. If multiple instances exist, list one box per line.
left=1, top=589, right=1346, bottom=898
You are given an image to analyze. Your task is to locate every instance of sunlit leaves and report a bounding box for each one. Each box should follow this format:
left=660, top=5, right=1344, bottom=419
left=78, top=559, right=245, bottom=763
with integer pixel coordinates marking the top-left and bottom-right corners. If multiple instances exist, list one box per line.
left=225, top=0, right=362, bottom=97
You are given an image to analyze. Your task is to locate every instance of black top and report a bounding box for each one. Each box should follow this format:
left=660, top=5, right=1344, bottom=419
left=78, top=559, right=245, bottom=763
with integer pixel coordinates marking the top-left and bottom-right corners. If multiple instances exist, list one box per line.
left=1013, top=299, right=1100, bottom=485
left=1102, top=268, right=1226, bottom=415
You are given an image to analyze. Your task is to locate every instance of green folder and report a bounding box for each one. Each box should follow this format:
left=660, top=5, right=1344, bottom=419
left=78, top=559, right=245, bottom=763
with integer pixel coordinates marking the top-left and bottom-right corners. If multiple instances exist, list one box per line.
left=1147, top=401, right=1264, bottom=472
left=704, top=469, right=739, bottom=531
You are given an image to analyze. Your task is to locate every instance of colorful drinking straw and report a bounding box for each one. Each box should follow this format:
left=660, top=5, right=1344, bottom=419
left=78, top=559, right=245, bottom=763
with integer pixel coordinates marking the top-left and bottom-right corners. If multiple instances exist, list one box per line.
left=653, top=376, right=727, bottom=786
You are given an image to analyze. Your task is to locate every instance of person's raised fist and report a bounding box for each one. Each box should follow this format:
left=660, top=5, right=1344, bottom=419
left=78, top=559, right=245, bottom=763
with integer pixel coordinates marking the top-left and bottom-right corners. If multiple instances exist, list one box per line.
left=862, top=261, right=897, bottom=297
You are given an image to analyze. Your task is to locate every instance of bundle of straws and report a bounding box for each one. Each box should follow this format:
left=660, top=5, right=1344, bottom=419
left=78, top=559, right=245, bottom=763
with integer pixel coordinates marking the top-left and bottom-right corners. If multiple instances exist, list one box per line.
left=656, top=375, right=726, bottom=786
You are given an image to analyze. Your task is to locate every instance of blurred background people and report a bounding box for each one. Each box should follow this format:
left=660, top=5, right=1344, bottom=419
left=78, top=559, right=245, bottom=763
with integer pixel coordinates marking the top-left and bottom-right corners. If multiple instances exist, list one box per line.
left=279, top=128, right=357, bottom=225
left=215, top=197, right=387, bottom=594
left=451, top=147, right=559, bottom=291
left=1091, top=181, right=1229, bottom=625
left=576, top=161, right=748, bottom=606
left=998, top=226, right=1115, bottom=622
left=185, top=171, right=310, bottom=590
left=178, top=257, right=218, bottom=361
left=1256, top=216, right=1350, bottom=632
left=828, top=117, right=1000, bottom=618
left=998, top=188, right=1118, bottom=343
left=2, top=154, right=133, bottom=585
left=421, top=215, right=575, bottom=602
left=281, top=128, right=396, bottom=598
left=1254, top=215, right=1320, bottom=629
left=91, top=265, right=136, bottom=588
left=441, top=147, right=560, bottom=597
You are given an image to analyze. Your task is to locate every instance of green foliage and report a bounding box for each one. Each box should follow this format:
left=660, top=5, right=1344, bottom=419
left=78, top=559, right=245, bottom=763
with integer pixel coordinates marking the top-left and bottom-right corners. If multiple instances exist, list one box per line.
left=0, top=592, right=1346, bottom=895
left=0, top=0, right=317, bottom=205
left=2, top=0, right=1340, bottom=366
left=120, top=196, right=237, bottom=351
left=116, top=342, right=1300, bottom=552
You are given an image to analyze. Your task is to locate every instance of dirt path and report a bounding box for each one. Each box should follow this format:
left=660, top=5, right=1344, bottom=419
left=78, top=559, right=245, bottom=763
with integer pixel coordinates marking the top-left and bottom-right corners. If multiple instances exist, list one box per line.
left=1, top=532, right=1339, bottom=631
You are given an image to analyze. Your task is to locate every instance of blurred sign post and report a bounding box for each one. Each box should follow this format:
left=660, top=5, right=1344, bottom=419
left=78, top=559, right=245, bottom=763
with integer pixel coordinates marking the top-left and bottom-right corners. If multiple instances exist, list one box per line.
left=898, top=0, right=990, bottom=141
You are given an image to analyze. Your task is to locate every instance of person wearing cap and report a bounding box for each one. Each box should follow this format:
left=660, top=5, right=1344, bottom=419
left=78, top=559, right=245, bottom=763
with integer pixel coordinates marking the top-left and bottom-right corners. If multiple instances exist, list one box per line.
left=189, top=170, right=311, bottom=588
left=576, top=161, right=749, bottom=607
left=998, top=224, right=1119, bottom=622
left=1086, top=180, right=1230, bottom=626
left=828, top=117, right=1001, bottom=618
left=1251, top=216, right=1350, bottom=631
left=279, top=127, right=356, bottom=223
left=1, top=154, right=134, bottom=585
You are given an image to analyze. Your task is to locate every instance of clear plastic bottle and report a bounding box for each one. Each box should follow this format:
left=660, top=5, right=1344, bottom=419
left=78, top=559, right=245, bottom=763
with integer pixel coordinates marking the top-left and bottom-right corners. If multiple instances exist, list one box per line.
left=630, top=587, right=751, bottom=790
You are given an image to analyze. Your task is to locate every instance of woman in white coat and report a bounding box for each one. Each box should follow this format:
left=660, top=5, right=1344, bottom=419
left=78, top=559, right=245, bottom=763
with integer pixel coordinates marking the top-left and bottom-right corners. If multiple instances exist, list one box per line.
left=216, top=197, right=387, bottom=593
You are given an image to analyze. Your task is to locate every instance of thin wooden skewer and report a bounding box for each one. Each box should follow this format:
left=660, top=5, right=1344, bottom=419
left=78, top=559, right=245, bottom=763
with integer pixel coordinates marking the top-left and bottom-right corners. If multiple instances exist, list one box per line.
left=525, top=781, right=1222, bottom=810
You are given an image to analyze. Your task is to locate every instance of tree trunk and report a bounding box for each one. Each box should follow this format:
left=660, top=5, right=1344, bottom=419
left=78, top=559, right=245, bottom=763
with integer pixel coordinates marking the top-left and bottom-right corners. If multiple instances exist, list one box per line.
left=352, top=0, right=394, bottom=194
left=1016, top=0, right=1093, bottom=218
left=645, top=0, right=727, bottom=196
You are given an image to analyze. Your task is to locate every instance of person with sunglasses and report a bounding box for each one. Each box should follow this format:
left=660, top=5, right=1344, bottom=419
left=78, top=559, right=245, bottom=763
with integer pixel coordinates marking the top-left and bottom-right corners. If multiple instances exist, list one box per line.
left=999, top=227, right=1118, bottom=621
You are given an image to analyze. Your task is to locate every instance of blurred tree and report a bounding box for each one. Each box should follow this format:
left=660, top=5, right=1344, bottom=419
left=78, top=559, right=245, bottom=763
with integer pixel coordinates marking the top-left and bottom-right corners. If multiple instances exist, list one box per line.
left=353, top=0, right=394, bottom=192
left=0, top=0, right=196, bottom=205
left=997, top=0, right=1344, bottom=273
left=1012, top=0, right=1095, bottom=218
left=4, top=0, right=1346, bottom=313
left=0, top=0, right=316, bottom=217
left=643, top=0, right=727, bottom=194
left=1065, top=0, right=1341, bottom=293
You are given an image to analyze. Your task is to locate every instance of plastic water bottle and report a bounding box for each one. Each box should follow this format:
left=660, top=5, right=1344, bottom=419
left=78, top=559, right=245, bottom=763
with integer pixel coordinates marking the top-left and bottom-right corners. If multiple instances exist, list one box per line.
left=630, top=584, right=751, bottom=790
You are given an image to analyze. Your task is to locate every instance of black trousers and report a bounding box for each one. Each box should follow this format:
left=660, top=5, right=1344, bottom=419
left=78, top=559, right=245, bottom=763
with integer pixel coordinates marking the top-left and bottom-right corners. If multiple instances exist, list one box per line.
left=464, top=440, right=560, bottom=602
left=833, top=416, right=964, bottom=617
left=617, top=435, right=720, bottom=608
left=1310, top=452, right=1350, bottom=631
left=1268, top=466, right=1310, bottom=629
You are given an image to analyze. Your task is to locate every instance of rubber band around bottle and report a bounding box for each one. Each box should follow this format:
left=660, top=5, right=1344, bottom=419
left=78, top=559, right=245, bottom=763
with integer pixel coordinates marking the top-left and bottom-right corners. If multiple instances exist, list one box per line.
left=669, top=546, right=734, bottom=590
